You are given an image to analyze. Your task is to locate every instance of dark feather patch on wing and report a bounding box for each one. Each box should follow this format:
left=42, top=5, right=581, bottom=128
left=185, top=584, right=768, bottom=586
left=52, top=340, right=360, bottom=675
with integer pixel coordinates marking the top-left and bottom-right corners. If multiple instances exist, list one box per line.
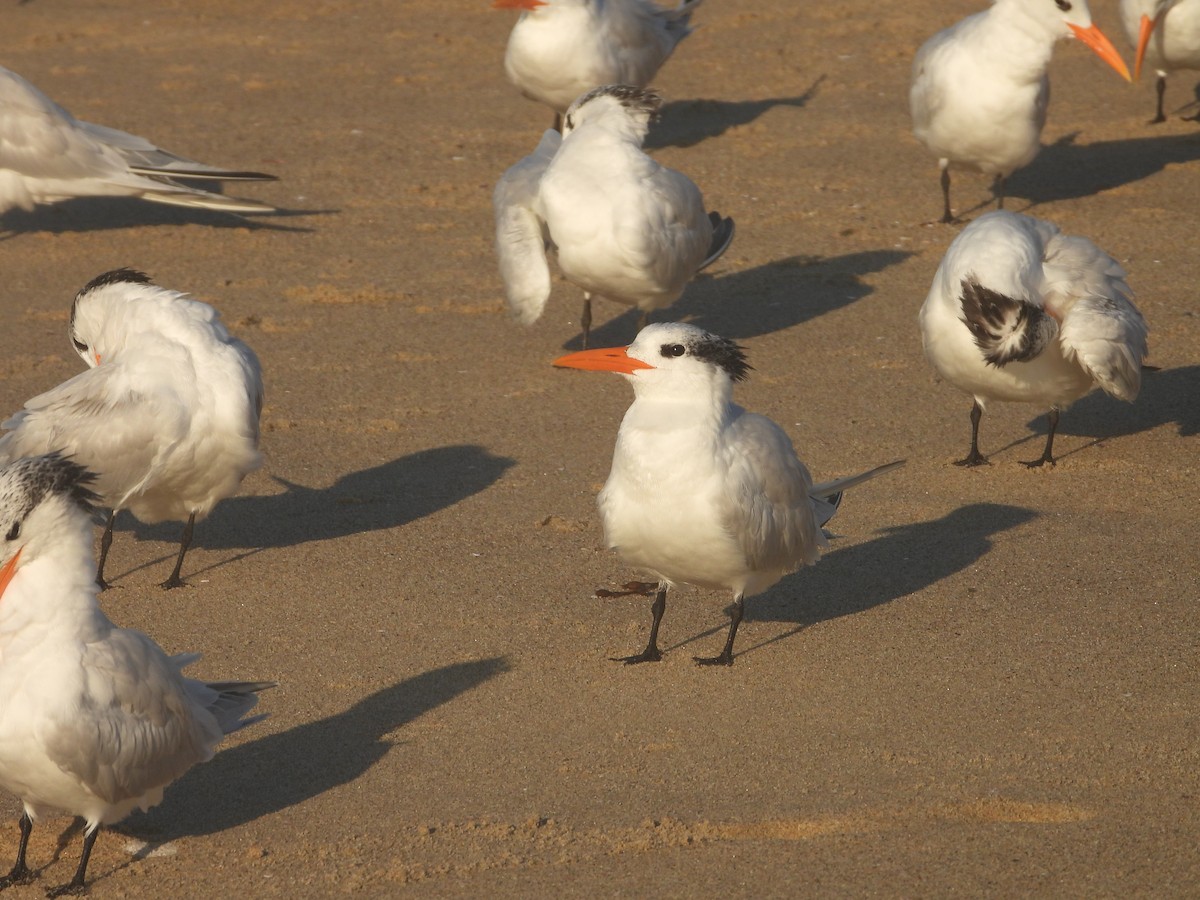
left=690, top=332, right=752, bottom=382
left=959, top=277, right=1056, bottom=367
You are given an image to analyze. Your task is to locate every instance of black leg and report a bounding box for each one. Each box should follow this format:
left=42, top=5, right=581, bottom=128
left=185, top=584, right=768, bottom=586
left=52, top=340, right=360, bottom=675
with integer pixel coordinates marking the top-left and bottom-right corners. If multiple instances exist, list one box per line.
left=939, top=167, right=954, bottom=224
left=695, top=596, right=744, bottom=667
left=160, top=513, right=195, bottom=590
left=580, top=295, right=593, bottom=350
left=992, top=174, right=1006, bottom=210
left=95, top=510, right=115, bottom=590
left=613, top=587, right=666, bottom=665
left=954, top=400, right=990, bottom=467
left=1153, top=75, right=1167, bottom=124
left=46, top=825, right=98, bottom=898
left=1022, top=409, right=1060, bottom=468
left=0, top=813, right=36, bottom=887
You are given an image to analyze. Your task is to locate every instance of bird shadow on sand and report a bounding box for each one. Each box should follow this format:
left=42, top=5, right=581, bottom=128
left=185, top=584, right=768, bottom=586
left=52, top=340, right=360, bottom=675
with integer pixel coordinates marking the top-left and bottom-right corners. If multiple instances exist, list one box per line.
left=123, top=445, right=515, bottom=557
left=1005, top=130, right=1200, bottom=207
left=0, top=198, right=333, bottom=238
left=1026, top=364, right=1200, bottom=442
left=645, top=76, right=825, bottom=150
left=567, top=248, right=914, bottom=349
left=666, top=503, right=1038, bottom=660
left=119, top=657, right=510, bottom=841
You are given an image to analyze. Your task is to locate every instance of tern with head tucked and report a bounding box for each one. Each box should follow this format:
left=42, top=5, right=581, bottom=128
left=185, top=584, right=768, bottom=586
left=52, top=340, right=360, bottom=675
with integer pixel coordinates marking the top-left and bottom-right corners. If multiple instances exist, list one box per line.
left=0, top=64, right=276, bottom=220
left=555, top=323, right=903, bottom=667
left=495, top=0, right=703, bottom=129
left=1120, top=0, right=1200, bottom=122
left=910, top=0, right=1132, bottom=224
left=0, top=453, right=273, bottom=896
left=920, top=210, right=1149, bottom=467
left=494, top=85, right=734, bottom=348
left=0, top=269, right=263, bottom=589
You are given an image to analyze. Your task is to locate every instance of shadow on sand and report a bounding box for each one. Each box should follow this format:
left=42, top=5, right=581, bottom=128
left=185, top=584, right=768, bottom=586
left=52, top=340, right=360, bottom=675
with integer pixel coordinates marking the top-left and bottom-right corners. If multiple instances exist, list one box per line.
left=1008, top=130, right=1200, bottom=207
left=1029, top=364, right=1200, bottom=441
left=125, top=657, right=511, bottom=840
left=668, top=503, right=1038, bottom=660
left=568, top=248, right=914, bottom=350
left=645, top=76, right=825, bottom=150
left=126, top=444, right=516, bottom=554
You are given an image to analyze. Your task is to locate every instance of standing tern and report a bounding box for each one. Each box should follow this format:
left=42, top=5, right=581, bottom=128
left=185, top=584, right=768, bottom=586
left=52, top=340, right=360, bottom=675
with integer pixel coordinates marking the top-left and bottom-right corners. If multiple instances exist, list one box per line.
left=919, top=210, right=1149, bottom=467
left=1120, top=0, right=1200, bottom=122
left=910, top=0, right=1132, bottom=223
left=494, top=84, right=734, bottom=348
left=0, top=453, right=273, bottom=896
left=0, top=64, right=276, bottom=218
left=0, top=268, right=264, bottom=589
left=495, top=0, right=703, bottom=129
left=554, top=323, right=903, bottom=667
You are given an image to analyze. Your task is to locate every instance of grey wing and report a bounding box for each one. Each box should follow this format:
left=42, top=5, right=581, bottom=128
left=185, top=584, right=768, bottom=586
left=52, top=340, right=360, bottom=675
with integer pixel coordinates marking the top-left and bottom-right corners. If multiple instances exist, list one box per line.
left=722, top=411, right=825, bottom=573
left=42, top=630, right=221, bottom=806
left=77, top=120, right=276, bottom=182
left=493, top=129, right=561, bottom=324
left=0, top=364, right=189, bottom=504
left=1060, top=293, right=1149, bottom=401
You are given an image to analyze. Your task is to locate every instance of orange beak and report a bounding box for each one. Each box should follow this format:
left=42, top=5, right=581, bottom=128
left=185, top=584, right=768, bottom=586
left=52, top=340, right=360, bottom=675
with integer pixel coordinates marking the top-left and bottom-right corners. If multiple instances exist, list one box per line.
left=1134, top=12, right=1166, bottom=80
left=553, top=347, right=654, bottom=375
left=1067, top=22, right=1133, bottom=82
left=0, top=548, right=21, bottom=602
left=492, top=0, right=546, bottom=8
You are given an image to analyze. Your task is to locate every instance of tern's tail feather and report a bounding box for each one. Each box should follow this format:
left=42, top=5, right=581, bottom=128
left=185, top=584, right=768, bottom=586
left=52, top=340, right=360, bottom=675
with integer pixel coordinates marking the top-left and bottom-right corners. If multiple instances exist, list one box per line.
left=129, top=164, right=278, bottom=183
left=810, top=459, right=906, bottom=527
left=203, top=680, right=277, bottom=735
left=660, top=0, right=704, bottom=38
left=700, top=212, right=735, bottom=271
left=138, top=184, right=276, bottom=214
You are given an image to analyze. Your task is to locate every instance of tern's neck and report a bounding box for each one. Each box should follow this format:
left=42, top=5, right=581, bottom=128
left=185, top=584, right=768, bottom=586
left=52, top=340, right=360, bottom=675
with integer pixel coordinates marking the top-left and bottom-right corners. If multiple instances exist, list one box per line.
left=977, top=2, right=1062, bottom=77
left=0, top=535, right=107, bottom=639
left=625, top=381, right=734, bottom=436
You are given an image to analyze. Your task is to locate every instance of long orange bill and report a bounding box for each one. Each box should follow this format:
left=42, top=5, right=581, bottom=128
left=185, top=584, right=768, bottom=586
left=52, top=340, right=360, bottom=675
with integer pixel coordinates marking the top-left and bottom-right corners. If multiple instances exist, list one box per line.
left=0, top=549, right=21, bottom=602
left=1134, top=12, right=1166, bottom=80
left=1068, top=22, right=1133, bottom=82
left=492, top=0, right=546, bottom=9
left=553, top=347, right=654, bottom=375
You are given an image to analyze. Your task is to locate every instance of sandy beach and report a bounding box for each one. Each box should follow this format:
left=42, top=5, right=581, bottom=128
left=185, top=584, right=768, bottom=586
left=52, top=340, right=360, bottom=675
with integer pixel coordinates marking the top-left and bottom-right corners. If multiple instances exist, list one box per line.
left=1, top=0, right=1198, bottom=895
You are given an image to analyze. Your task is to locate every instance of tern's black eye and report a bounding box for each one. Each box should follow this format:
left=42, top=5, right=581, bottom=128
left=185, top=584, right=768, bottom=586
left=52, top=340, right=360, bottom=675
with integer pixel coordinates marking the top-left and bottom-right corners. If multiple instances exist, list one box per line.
left=660, top=343, right=687, bottom=358
left=1054, top=0, right=1071, bottom=11
left=72, top=337, right=87, bottom=353
left=5, top=522, right=18, bottom=542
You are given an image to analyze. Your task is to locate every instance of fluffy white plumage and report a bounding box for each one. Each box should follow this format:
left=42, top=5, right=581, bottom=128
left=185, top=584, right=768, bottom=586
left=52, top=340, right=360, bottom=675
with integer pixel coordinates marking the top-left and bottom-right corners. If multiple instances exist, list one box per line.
left=919, top=210, right=1149, bottom=466
left=555, top=323, right=903, bottom=666
left=910, top=0, right=1131, bottom=223
left=0, top=64, right=276, bottom=217
left=496, top=0, right=703, bottom=123
left=493, top=85, right=734, bottom=347
left=1120, top=0, right=1200, bottom=121
left=0, top=269, right=263, bottom=588
left=0, top=454, right=272, bottom=895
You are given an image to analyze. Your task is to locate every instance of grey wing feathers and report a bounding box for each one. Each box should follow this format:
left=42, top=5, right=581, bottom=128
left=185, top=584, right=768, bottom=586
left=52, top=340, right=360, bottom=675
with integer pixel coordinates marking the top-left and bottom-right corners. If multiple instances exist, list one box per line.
left=43, top=631, right=221, bottom=806
left=494, top=129, right=561, bottom=324
left=78, top=121, right=276, bottom=182
left=724, top=411, right=825, bottom=572
left=1060, top=295, right=1149, bottom=401
left=190, top=680, right=276, bottom=735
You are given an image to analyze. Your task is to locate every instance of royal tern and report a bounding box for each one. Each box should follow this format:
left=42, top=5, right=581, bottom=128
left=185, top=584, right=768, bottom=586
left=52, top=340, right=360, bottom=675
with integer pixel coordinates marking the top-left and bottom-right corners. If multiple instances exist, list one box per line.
left=1120, top=0, right=1200, bottom=122
left=494, top=84, right=734, bottom=347
left=495, top=0, right=703, bottom=129
left=919, top=210, right=1149, bottom=467
left=0, top=268, right=263, bottom=589
left=555, top=323, right=903, bottom=666
left=0, top=453, right=273, bottom=896
left=0, top=64, right=276, bottom=219
left=910, top=0, right=1132, bottom=223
